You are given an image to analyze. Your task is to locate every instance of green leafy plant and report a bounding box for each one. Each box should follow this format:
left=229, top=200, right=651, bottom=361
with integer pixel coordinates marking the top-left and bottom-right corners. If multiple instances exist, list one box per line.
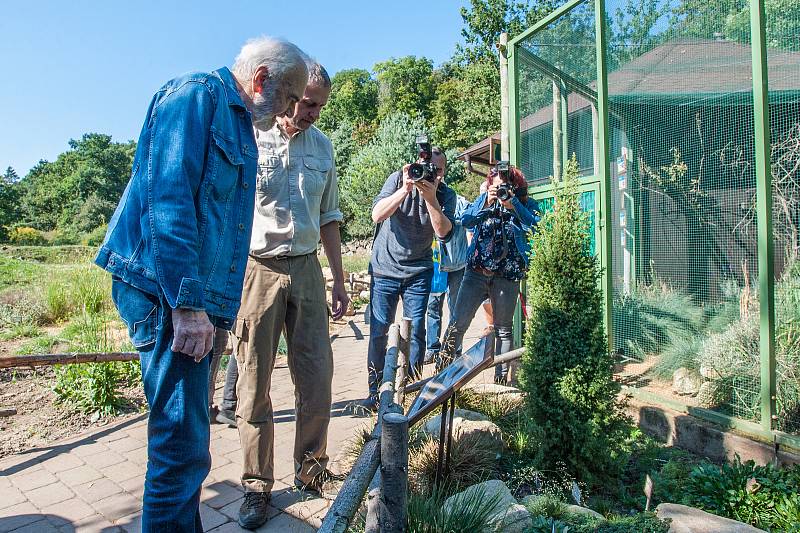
left=407, top=484, right=502, bottom=533
left=53, top=362, right=125, bottom=415
left=682, top=456, right=800, bottom=530
left=521, top=157, right=633, bottom=486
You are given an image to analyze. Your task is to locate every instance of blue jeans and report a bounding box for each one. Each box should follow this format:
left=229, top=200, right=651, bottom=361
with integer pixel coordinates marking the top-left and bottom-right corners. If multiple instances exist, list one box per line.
left=425, top=267, right=465, bottom=356
left=441, top=268, right=520, bottom=379
left=367, top=272, right=431, bottom=396
left=112, top=279, right=211, bottom=533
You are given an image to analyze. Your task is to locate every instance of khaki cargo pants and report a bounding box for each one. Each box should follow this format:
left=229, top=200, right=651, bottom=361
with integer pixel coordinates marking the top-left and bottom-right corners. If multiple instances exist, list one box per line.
left=234, top=254, right=333, bottom=493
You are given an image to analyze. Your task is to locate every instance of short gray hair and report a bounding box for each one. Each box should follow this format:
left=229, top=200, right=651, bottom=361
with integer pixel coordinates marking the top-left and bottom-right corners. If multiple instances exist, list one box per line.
left=307, top=61, right=331, bottom=89
left=232, top=36, right=307, bottom=84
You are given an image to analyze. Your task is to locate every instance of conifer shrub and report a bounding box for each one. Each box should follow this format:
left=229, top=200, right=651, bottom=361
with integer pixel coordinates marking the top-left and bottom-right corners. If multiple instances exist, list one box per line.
left=520, top=157, right=632, bottom=486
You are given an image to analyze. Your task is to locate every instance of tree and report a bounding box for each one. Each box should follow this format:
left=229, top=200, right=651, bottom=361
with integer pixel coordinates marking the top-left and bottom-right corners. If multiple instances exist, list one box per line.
left=339, top=113, right=427, bottom=240
left=17, top=133, right=135, bottom=233
left=317, top=68, right=379, bottom=135
left=430, top=58, right=502, bottom=151
left=456, top=0, right=559, bottom=63
left=374, top=56, right=437, bottom=121
left=0, top=167, right=21, bottom=239
left=520, top=158, right=632, bottom=486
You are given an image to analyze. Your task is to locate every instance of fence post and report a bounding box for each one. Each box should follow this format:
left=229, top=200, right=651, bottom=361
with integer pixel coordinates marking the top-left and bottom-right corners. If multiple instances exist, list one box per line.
left=364, top=487, right=381, bottom=533
left=380, top=412, right=409, bottom=533
left=395, top=318, right=411, bottom=406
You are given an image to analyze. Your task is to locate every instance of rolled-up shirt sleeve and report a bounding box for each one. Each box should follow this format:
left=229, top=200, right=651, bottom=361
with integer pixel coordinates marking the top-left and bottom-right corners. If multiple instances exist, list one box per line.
left=319, top=144, right=343, bottom=227
left=147, top=82, right=213, bottom=310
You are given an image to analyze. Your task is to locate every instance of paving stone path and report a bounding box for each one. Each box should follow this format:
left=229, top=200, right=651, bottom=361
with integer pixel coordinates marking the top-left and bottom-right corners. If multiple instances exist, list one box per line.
left=1, top=309, right=489, bottom=532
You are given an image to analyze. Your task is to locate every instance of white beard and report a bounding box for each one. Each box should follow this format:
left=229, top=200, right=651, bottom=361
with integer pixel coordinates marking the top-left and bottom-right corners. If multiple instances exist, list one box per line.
left=251, top=91, right=277, bottom=131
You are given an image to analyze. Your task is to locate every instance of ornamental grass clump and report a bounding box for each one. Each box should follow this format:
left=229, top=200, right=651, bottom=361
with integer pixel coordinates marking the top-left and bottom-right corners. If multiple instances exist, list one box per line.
left=520, top=157, right=632, bottom=487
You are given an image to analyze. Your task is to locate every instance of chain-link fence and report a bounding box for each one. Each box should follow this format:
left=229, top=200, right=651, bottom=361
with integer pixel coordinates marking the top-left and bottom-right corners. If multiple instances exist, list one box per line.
left=512, top=0, right=800, bottom=441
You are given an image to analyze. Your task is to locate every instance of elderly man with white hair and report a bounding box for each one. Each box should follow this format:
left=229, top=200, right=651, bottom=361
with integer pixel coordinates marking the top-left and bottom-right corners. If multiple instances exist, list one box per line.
left=95, top=36, right=308, bottom=533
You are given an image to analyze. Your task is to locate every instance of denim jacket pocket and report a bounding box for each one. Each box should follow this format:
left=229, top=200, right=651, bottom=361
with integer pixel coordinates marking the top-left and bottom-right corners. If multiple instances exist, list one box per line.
left=210, top=129, right=244, bottom=199
left=301, top=156, right=330, bottom=197
left=111, top=279, right=159, bottom=349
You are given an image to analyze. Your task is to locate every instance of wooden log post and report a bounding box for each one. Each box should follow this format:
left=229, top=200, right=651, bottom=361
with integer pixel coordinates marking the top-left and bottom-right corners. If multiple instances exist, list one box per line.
left=0, top=352, right=139, bottom=369
left=364, top=487, right=381, bottom=533
left=380, top=412, right=409, bottom=533
left=394, top=317, right=411, bottom=407
left=320, top=322, right=404, bottom=533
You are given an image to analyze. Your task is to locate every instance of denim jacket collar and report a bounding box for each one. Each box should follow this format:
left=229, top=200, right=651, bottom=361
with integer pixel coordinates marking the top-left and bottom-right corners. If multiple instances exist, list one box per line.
left=214, top=67, right=247, bottom=110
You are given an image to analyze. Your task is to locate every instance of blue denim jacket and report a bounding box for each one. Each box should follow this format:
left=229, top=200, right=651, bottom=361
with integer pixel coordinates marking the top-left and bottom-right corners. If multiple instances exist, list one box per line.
left=95, top=67, right=258, bottom=329
left=439, top=195, right=470, bottom=272
left=461, top=192, right=541, bottom=267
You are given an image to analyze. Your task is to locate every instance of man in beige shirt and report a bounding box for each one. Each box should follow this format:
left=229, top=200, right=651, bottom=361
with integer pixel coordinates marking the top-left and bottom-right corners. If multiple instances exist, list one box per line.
left=233, top=62, right=349, bottom=530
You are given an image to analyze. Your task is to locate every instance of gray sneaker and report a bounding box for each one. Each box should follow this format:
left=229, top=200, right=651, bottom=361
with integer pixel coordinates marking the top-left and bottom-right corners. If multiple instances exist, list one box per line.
left=238, top=491, right=270, bottom=530
left=216, top=409, right=236, bottom=427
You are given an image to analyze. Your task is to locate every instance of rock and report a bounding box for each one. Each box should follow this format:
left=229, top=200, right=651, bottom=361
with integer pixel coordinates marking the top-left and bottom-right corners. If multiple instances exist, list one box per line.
left=464, top=383, right=525, bottom=405
left=672, top=368, right=702, bottom=396
left=359, top=290, right=370, bottom=301
left=696, top=380, right=730, bottom=409
left=699, top=365, right=722, bottom=380
left=655, top=503, right=766, bottom=533
left=423, top=409, right=489, bottom=437
left=443, top=480, right=532, bottom=533
left=564, top=504, right=603, bottom=519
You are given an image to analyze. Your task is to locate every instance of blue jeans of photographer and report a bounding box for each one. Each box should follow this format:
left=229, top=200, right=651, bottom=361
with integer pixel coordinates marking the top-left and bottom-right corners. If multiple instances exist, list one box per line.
left=367, top=272, right=431, bottom=397
left=112, top=279, right=211, bottom=533
left=425, top=267, right=465, bottom=360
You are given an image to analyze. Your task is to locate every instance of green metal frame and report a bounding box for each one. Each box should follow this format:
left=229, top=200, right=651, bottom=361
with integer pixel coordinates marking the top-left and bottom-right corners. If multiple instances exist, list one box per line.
left=507, top=0, right=790, bottom=446
left=750, top=0, right=777, bottom=433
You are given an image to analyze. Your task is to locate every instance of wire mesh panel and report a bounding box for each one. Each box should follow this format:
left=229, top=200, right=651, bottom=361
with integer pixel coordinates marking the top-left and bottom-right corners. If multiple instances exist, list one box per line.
left=604, top=0, right=763, bottom=423
left=765, top=4, right=800, bottom=434
left=516, top=0, right=597, bottom=186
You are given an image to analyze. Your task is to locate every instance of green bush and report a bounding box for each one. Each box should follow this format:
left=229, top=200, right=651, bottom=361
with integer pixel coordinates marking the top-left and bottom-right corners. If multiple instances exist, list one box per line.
left=520, top=158, right=632, bottom=487
left=529, top=512, right=670, bottom=533
left=682, top=457, right=800, bottom=530
left=44, top=266, right=110, bottom=322
left=54, top=362, right=124, bottom=415
left=338, top=112, right=426, bottom=240
left=8, top=226, right=46, bottom=245
left=81, top=225, right=108, bottom=247
left=407, top=485, right=501, bottom=533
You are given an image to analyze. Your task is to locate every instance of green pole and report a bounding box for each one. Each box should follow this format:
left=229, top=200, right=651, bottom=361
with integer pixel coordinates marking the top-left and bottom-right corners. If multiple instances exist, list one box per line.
left=750, top=0, right=777, bottom=432
left=508, top=45, right=524, bottom=349
left=594, top=0, right=614, bottom=349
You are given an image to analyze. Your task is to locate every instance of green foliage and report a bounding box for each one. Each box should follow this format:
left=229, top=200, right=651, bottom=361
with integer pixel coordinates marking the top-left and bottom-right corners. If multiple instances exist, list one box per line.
left=8, top=226, right=47, bottom=246
left=316, top=68, right=378, bottom=135
left=681, top=457, right=800, bottom=530
left=407, top=485, right=501, bottom=533
left=44, top=266, right=110, bottom=323
left=17, top=133, right=135, bottom=234
left=338, top=112, right=426, bottom=240
left=430, top=59, right=501, bottom=150
left=521, top=158, right=632, bottom=486
left=0, top=167, right=21, bottom=240
left=374, top=56, right=436, bottom=121
left=54, top=362, right=125, bottom=415
left=530, top=512, right=670, bottom=533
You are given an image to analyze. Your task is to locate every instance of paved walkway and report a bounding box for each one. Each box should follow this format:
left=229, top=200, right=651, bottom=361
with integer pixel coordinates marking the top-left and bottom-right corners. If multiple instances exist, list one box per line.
left=0, top=308, right=489, bottom=532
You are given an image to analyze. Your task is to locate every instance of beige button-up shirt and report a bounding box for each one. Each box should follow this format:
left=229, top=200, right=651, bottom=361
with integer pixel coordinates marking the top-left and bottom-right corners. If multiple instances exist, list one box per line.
left=250, top=124, right=343, bottom=258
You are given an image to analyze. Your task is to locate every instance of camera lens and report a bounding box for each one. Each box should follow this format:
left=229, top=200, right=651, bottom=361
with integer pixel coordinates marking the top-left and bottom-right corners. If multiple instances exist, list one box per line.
left=408, top=163, right=425, bottom=182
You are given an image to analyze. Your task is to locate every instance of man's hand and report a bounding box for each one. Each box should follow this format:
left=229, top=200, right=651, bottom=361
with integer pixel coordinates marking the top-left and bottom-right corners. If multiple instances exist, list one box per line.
left=172, top=308, right=214, bottom=362
left=330, top=281, right=350, bottom=321
left=400, top=165, right=415, bottom=193
left=415, top=175, right=441, bottom=207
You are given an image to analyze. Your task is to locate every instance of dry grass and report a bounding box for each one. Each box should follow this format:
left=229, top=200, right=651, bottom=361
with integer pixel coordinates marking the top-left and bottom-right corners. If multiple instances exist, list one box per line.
left=409, top=431, right=501, bottom=495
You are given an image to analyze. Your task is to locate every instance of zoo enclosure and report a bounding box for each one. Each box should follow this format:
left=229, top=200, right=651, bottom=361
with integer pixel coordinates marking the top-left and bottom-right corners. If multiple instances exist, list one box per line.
left=507, top=0, right=800, bottom=449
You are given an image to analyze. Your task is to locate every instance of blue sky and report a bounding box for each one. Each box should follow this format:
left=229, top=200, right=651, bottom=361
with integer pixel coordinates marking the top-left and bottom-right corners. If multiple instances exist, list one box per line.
left=0, top=1, right=467, bottom=177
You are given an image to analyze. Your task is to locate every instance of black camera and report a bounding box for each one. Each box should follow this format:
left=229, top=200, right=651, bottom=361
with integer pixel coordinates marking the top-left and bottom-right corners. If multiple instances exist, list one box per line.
left=494, top=161, right=513, bottom=201
left=408, top=134, right=438, bottom=183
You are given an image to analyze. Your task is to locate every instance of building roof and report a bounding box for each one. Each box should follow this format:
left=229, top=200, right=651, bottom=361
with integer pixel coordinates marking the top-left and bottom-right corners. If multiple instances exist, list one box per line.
left=460, top=38, right=800, bottom=160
